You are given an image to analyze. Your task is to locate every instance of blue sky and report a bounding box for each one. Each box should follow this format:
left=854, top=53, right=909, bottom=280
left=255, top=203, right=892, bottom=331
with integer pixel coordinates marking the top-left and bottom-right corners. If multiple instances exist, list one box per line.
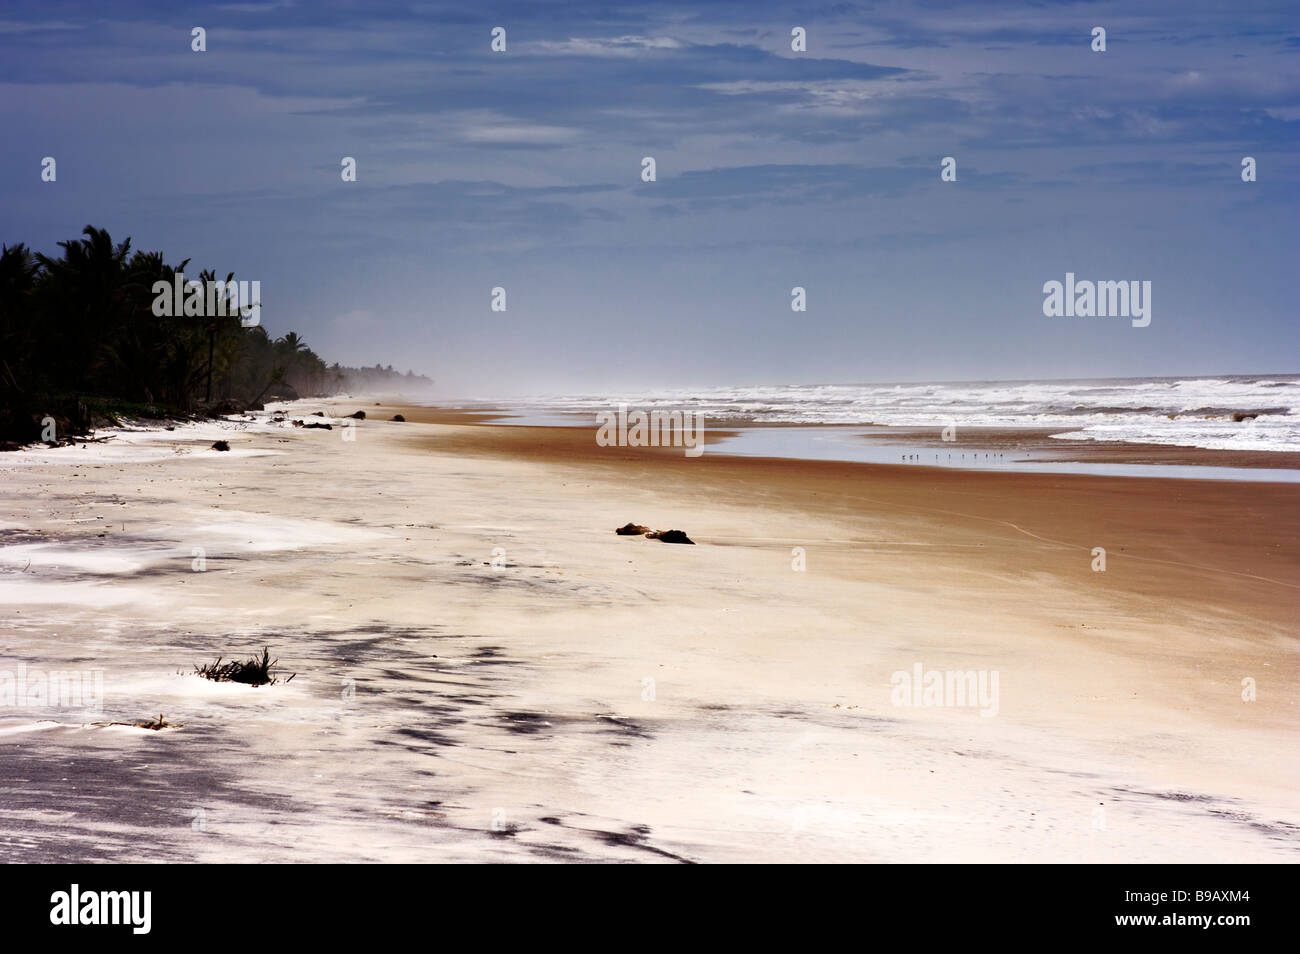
left=2, top=0, right=1296, bottom=395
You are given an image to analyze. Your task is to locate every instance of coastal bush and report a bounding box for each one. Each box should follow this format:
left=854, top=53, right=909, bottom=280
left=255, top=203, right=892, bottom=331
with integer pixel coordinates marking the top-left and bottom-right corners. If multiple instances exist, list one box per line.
left=0, top=226, right=431, bottom=444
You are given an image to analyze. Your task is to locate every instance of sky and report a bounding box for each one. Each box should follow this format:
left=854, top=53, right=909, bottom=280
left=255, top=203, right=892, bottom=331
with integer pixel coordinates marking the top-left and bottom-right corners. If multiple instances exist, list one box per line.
left=1, top=0, right=1296, bottom=397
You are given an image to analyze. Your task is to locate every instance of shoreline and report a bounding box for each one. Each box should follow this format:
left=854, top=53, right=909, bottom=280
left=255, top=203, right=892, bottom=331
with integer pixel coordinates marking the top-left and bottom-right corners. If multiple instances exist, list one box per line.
left=359, top=399, right=1300, bottom=476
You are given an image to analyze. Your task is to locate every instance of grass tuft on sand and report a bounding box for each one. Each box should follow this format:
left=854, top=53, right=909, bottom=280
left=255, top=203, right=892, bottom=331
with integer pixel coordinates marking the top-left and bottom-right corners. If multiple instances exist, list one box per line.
left=194, top=647, right=294, bottom=686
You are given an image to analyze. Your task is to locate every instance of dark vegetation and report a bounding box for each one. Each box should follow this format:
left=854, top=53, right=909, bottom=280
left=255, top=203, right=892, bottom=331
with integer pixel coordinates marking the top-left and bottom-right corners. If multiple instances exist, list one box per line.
left=89, top=713, right=182, bottom=730
left=0, top=225, right=431, bottom=446
left=193, top=647, right=294, bottom=687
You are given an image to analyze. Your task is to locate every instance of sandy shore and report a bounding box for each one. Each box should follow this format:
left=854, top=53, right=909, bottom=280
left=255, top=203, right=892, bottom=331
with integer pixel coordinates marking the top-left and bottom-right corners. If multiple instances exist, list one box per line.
left=0, top=400, right=1296, bottom=862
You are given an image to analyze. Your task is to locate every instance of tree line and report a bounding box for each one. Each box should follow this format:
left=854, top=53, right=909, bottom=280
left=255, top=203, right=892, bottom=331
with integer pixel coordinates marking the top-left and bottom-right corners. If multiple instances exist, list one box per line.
left=0, top=225, right=430, bottom=444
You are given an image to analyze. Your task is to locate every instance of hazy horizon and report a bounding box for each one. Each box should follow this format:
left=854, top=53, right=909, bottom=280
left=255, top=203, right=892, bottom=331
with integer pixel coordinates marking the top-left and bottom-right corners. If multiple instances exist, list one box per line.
left=476, top=369, right=1300, bottom=401
left=3, top=0, right=1296, bottom=396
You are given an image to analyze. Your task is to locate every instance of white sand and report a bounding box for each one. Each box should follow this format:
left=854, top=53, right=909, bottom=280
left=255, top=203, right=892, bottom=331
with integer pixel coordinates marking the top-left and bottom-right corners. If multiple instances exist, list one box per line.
left=0, top=405, right=1295, bottom=863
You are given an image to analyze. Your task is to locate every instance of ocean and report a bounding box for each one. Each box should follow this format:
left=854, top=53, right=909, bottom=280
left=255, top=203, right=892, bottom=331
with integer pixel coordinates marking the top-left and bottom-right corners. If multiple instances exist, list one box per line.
left=511, top=375, right=1300, bottom=454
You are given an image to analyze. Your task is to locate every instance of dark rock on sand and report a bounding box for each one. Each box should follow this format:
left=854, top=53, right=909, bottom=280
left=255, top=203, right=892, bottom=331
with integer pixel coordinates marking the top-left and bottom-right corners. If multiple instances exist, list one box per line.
left=302, top=421, right=333, bottom=430
left=616, top=523, right=651, bottom=535
left=211, top=440, right=230, bottom=451
left=392, top=414, right=406, bottom=422
left=348, top=410, right=366, bottom=420
left=647, top=529, right=695, bottom=545
left=312, top=411, right=325, bottom=417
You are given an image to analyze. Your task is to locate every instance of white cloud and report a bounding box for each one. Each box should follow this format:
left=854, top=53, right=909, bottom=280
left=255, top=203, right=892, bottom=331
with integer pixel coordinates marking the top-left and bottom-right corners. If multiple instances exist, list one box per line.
left=529, top=35, right=686, bottom=57
left=454, top=111, right=580, bottom=145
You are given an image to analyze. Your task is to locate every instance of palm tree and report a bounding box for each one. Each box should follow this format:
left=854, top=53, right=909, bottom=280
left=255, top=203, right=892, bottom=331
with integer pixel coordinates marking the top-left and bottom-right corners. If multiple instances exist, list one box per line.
left=0, top=243, right=39, bottom=383
left=2, top=222, right=433, bottom=442
left=196, top=269, right=238, bottom=403
left=273, top=332, right=310, bottom=394
left=33, top=226, right=134, bottom=390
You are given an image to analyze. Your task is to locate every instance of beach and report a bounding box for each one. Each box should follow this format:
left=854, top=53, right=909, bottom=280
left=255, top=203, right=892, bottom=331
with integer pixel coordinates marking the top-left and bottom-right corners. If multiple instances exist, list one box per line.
left=1, top=402, right=1296, bottom=863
